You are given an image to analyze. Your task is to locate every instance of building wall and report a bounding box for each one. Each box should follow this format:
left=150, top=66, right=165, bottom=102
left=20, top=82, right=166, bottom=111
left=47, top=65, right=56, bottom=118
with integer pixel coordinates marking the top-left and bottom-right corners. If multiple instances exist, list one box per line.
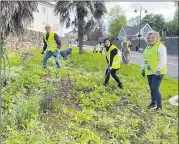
left=26, top=2, right=65, bottom=37
left=138, top=24, right=152, bottom=39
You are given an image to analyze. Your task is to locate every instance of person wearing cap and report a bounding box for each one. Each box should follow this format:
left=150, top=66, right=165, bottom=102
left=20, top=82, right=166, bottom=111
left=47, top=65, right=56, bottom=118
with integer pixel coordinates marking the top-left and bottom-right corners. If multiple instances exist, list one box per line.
left=121, top=37, right=132, bottom=64
left=41, top=24, right=61, bottom=69
left=103, top=38, right=123, bottom=89
left=141, top=31, right=167, bottom=111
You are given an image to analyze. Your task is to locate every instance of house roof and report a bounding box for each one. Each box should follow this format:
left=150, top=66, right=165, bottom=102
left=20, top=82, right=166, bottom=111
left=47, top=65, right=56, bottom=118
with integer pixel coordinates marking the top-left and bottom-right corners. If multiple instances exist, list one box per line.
left=38, top=1, right=55, bottom=7
left=123, top=24, right=146, bottom=36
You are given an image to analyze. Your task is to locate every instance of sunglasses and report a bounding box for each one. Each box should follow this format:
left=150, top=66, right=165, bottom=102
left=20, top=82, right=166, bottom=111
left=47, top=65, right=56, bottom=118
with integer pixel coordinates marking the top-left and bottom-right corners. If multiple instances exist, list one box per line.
left=45, top=27, right=50, bottom=28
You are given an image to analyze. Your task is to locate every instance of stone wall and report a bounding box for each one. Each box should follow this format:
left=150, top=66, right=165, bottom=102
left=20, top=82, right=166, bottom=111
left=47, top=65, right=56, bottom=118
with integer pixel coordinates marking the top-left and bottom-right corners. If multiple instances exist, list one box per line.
left=4, top=29, right=69, bottom=51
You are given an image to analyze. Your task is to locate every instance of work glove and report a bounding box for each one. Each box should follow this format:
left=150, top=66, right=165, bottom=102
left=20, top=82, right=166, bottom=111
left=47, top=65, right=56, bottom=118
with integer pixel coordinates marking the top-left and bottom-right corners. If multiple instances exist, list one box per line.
left=141, top=69, right=145, bottom=77
left=155, top=70, right=163, bottom=79
left=41, top=51, right=45, bottom=54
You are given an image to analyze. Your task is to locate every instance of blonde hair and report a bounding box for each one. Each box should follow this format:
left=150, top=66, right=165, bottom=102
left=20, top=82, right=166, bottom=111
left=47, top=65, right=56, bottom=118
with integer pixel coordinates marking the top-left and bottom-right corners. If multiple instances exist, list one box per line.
left=145, top=31, right=161, bottom=43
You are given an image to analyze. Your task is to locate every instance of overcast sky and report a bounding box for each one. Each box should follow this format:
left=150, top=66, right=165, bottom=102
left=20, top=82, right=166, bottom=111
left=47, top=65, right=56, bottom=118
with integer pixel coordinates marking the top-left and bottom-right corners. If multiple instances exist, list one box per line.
left=63, top=1, right=176, bottom=33
left=106, top=2, right=176, bottom=20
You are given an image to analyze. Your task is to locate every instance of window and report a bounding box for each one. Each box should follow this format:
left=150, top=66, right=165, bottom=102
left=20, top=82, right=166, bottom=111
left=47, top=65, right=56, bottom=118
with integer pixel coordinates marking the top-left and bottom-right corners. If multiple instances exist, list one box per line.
left=143, top=27, right=149, bottom=37
left=42, top=22, right=46, bottom=28
left=53, top=24, right=59, bottom=31
left=42, top=7, right=46, bottom=14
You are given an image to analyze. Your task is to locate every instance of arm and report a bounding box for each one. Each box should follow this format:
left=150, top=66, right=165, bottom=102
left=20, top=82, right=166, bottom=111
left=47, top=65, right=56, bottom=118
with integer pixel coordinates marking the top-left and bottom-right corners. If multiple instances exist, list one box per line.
left=109, top=48, right=118, bottom=67
left=54, top=33, right=61, bottom=49
left=43, top=38, right=47, bottom=52
left=141, top=55, right=144, bottom=71
left=156, top=44, right=167, bottom=74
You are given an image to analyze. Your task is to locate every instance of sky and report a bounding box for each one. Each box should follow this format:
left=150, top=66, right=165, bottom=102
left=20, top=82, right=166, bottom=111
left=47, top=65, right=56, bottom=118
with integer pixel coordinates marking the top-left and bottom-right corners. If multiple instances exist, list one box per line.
left=63, top=2, right=176, bottom=33
left=106, top=2, right=176, bottom=21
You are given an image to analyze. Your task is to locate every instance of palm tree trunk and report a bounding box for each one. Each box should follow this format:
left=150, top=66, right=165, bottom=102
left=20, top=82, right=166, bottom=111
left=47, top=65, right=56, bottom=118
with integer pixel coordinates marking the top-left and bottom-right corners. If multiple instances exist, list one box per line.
left=77, top=8, right=84, bottom=54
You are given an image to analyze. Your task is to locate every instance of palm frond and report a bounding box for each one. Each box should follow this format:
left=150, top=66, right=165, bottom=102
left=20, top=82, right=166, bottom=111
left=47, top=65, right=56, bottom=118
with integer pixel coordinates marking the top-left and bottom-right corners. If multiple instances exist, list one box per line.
left=1, top=1, right=38, bottom=37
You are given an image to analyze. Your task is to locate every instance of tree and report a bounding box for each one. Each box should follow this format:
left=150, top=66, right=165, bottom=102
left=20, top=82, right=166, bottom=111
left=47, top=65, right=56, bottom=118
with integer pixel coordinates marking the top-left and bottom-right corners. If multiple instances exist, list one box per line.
left=55, top=1, right=107, bottom=54
left=163, top=2, right=178, bottom=36
left=108, top=5, right=127, bottom=39
left=127, top=16, right=140, bottom=26
left=87, top=19, right=106, bottom=41
left=1, top=1, right=38, bottom=37
left=0, top=1, right=38, bottom=137
left=141, top=14, right=165, bottom=35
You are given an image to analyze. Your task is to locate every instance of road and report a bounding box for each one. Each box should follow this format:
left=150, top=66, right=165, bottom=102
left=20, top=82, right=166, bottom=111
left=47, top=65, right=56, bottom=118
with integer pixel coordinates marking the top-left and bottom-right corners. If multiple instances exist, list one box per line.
left=71, top=44, right=178, bottom=80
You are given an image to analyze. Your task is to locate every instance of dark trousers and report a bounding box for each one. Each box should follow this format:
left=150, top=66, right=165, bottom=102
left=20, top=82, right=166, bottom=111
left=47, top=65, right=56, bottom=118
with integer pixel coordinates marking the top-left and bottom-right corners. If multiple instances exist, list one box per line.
left=104, top=68, right=121, bottom=85
left=147, top=75, right=164, bottom=107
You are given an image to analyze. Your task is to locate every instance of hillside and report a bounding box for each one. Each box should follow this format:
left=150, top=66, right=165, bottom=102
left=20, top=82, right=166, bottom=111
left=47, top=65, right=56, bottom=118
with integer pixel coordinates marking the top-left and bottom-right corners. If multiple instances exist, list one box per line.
left=2, top=48, right=178, bottom=143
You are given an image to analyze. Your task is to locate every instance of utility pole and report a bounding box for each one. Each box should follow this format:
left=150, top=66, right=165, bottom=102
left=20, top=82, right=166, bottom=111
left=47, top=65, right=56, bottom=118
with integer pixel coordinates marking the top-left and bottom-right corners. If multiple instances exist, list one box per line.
left=134, top=7, right=147, bottom=48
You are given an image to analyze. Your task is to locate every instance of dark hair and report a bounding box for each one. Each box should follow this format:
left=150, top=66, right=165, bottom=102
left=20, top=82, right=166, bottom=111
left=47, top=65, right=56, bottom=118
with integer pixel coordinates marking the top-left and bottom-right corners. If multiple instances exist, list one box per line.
left=103, top=38, right=112, bottom=44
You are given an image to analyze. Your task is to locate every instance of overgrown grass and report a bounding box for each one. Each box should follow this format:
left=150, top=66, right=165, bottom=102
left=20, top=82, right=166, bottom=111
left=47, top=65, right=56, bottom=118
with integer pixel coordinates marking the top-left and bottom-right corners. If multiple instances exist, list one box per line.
left=2, top=47, right=178, bottom=143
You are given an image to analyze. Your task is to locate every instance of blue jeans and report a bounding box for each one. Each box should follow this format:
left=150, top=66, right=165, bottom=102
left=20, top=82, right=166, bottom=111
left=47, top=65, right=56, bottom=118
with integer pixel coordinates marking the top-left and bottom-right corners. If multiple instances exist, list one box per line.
left=43, top=50, right=61, bottom=69
left=147, top=74, right=164, bottom=107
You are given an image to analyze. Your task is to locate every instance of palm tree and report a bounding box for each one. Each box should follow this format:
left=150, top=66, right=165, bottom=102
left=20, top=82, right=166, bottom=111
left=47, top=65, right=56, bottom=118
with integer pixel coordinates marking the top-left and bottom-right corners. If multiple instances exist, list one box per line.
left=55, top=1, right=107, bottom=54
left=1, top=1, right=38, bottom=37
left=0, top=1, right=38, bottom=123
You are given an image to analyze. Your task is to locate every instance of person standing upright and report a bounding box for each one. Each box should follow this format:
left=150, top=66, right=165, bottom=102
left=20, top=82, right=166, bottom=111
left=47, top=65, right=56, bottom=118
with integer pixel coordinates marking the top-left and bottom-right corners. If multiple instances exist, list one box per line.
left=121, top=37, right=131, bottom=64
left=141, top=31, right=167, bottom=111
left=41, top=24, right=61, bottom=69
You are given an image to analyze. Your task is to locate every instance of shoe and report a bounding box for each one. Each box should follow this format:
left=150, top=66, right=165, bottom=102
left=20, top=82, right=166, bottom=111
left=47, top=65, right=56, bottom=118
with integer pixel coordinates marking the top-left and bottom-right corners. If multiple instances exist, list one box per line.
left=148, top=103, right=156, bottom=109
left=118, top=83, right=123, bottom=89
left=103, top=83, right=108, bottom=87
left=156, top=106, right=162, bottom=111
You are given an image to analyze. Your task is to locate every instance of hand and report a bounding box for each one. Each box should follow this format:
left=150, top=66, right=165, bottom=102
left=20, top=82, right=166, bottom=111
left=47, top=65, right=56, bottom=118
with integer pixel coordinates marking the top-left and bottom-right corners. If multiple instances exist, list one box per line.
left=141, top=69, right=145, bottom=77
left=156, top=70, right=161, bottom=75
left=41, top=51, right=44, bottom=54
left=108, top=66, right=112, bottom=70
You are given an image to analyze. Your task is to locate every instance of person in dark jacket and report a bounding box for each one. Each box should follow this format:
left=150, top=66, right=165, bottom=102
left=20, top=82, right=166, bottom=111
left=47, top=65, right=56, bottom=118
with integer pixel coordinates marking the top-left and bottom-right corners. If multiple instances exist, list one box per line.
left=60, top=48, right=73, bottom=60
left=41, top=24, right=61, bottom=69
left=103, top=38, right=123, bottom=89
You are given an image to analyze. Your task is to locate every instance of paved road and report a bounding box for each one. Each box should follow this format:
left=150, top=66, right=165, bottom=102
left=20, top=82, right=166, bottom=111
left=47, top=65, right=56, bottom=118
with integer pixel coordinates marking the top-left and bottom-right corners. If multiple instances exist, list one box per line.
left=71, top=44, right=178, bottom=80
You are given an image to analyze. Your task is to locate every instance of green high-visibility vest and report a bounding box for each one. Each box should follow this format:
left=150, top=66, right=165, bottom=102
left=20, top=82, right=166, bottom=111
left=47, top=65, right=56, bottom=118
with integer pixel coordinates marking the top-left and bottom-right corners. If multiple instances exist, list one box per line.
left=43, top=31, right=57, bottom=52
left=104, top=45, right=120, bottom=69
left=143, top=41, right=167, bottom=75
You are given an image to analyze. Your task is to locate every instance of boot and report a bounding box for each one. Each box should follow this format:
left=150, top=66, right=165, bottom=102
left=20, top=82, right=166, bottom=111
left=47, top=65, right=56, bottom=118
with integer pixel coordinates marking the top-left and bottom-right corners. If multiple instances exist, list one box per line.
left=118, top=83, right=123, bottom=89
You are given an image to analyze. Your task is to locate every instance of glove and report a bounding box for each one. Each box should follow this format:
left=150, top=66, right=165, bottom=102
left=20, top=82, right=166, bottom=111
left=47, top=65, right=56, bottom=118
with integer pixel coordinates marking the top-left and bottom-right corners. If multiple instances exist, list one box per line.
left=41, top=51, right=44, bottom=54
left=108, top=65, right=112, bottom=70
left=155, top=70, right=163, bottom=79
left=141, top=69, right=145, bottom=77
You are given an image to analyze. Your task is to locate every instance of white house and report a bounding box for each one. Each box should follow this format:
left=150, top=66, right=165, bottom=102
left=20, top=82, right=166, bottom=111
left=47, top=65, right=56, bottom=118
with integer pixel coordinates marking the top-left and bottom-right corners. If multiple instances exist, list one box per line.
left=118, top=23, right=153, bottom=40
left=25, top=1, right=65, bottom=37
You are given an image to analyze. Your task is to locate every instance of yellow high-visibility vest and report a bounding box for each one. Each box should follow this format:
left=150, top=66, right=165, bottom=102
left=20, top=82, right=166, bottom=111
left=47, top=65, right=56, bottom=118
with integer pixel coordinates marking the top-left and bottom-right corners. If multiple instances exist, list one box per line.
left=43, top=31, right=57, bottom=52
left=104, top=45, right=120, bottom=69
left=121, top=41, right=130, bottom=52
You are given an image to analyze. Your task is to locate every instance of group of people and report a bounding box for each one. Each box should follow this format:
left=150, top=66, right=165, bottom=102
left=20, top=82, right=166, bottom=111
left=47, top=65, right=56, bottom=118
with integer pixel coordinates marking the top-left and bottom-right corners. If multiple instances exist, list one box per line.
left=93, top=37, right=131, bottom=64
left=42, top=24, right=167, bottom=111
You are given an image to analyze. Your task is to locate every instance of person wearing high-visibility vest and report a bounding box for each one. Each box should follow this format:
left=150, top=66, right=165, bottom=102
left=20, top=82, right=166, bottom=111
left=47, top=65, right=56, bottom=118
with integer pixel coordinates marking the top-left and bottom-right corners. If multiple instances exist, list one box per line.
left=103, top=38, right=123, bottom=89
left=121, top=37, right=132, bottom=64
left=41, top=24, right=61, bottom=69
left=141, top=31, right=167, bottom=111
left=93, top=42, right=103, bottom=54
